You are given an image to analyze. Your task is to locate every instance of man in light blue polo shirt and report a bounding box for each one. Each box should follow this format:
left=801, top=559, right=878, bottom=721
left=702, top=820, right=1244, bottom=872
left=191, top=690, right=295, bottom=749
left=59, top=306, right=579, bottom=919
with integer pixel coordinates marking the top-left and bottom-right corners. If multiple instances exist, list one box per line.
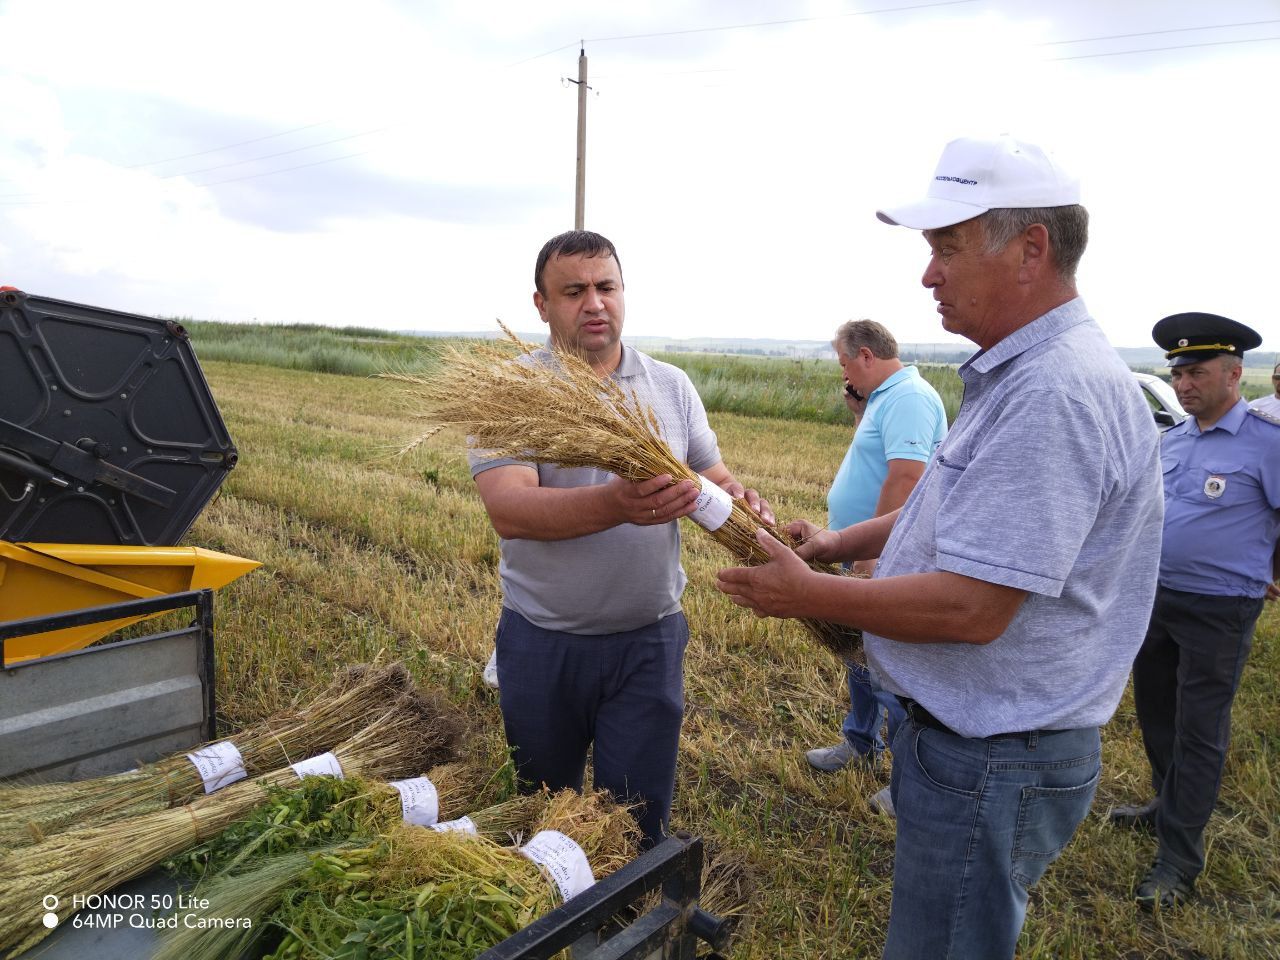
left=717, top=136, right=1163, bottom=959
left=806, top=320, right=947, bottom=811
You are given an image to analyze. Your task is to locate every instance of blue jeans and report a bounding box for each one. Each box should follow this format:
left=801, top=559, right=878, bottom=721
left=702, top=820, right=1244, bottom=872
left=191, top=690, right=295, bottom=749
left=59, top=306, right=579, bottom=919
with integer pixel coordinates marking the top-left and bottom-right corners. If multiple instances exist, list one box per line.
left=494, top=607, right=688, bottom=849
left=884, top=716, right=1101, bottom=960
left=842, top=662, right=907, bottom=756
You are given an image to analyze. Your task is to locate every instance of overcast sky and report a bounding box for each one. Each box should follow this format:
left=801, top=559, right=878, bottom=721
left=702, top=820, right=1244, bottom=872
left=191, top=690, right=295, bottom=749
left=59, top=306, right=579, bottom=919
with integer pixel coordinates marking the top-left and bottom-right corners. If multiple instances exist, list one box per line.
left=2, top=0, right=1276, bottom=351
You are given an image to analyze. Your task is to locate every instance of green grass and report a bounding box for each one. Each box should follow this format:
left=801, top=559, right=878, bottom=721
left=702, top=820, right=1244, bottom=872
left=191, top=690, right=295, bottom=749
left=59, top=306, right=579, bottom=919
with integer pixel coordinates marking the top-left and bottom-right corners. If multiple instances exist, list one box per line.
left=651, top=352, right=963, bottom=424
left=175, top=355, right=1279, bottom=959
left=181, top=321, right=965, bottom=425
left=183, top=320, right=451, bottom=377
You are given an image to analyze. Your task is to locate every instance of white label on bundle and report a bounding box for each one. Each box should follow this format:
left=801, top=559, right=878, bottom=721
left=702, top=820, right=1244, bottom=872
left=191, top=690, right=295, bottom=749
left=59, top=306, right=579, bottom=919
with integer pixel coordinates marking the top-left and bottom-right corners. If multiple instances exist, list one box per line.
left=689, top=475, right=734, bottom=532
left=185, top=741, right=247, bottom=794
left=431, top=815, right=477, bottom=834
left=390, top=777, right=440, bottom=827
left=520, top=830, right=595, bottom=902
left=290, top=751, right=344, bottom=779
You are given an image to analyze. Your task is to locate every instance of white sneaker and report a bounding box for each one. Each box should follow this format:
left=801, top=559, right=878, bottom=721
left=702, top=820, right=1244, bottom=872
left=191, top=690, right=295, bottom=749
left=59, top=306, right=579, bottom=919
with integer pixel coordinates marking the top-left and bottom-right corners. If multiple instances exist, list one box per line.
left=869, top=785, right=895, bottom=817
left=805, top=741, right=870, bottom=772
left=482, top=649, right=500, bottom=689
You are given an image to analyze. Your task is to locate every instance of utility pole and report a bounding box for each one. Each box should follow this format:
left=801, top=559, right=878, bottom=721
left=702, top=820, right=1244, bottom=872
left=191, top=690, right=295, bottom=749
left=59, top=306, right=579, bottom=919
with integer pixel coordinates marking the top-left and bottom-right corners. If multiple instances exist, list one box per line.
left=571, top=44, right=588, bottom=229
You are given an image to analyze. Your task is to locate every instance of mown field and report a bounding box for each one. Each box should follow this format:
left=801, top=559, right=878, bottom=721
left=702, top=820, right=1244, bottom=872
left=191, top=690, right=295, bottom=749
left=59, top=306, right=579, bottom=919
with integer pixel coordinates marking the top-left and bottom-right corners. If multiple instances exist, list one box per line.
left=187, top=328, right=1278, bottom=959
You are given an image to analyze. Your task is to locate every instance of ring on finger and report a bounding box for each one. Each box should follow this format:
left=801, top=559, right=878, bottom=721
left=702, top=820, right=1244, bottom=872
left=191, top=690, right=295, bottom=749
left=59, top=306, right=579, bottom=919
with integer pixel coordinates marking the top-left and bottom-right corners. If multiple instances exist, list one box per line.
left=651, top=508, right=657, bottom=519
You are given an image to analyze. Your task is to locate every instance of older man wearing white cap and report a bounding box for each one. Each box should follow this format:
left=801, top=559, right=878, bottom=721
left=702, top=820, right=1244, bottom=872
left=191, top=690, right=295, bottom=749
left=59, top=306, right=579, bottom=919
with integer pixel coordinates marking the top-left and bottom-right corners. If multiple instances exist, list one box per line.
left=717, top=136, right=1164, bottom=958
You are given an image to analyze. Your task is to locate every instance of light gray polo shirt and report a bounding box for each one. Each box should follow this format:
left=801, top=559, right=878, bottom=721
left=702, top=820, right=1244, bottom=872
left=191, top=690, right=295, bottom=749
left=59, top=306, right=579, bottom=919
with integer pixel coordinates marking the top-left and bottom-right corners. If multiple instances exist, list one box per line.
left=469, top=344, right=722, bottom=635
left=864, top=299, right=1164, bottom=737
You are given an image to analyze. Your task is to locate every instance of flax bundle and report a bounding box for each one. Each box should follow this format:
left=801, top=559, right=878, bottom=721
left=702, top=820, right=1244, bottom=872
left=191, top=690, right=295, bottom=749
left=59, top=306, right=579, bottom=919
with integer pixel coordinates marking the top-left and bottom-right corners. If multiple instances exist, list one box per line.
left=385, top=326, right=862, bottom=662
left=0, top=693, right=460, bottom=958
left=0, top=662, right=425, bottom=849
left=267, top=788, right=640, bottom=959
left=153, top=776, right=545, bottom=960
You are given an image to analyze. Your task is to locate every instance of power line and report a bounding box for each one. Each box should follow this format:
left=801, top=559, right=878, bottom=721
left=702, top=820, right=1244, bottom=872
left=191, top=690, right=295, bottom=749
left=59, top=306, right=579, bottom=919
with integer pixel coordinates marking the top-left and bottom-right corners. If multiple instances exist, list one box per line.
left=583, top=0, right=979, bottom=45
left=1048, top=33, right=1280, bottom=62
left=122, top=121, right=331, bottom=169
left=0, top=128, right=384, bottom=200
left=156, top=128, right=384, bottom=179
left=505, top=41, right=580, bottom=69
left=0, top=150, right=375, bottom=204
left=594, top=18, right=1280, bottom=85
left=504, top=0, right=979, bottom=67
left=509, top=8, right=1280, bottom=78
left=1040, top=17, right=1280, bottom=47
left=188, top=150, right=373, bottom=188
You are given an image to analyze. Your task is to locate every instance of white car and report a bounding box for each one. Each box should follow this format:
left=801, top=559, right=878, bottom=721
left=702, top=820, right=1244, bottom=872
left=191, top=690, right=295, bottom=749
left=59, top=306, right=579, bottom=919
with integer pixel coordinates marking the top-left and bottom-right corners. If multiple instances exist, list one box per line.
left=1133, top=372, right=1187, bottom=430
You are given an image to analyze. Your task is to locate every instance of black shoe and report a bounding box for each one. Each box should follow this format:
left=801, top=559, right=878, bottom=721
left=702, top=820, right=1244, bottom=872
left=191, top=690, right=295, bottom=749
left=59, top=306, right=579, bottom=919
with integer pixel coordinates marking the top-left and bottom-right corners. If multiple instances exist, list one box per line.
left=1108, top=797, right=1158, bottom=831
left=1135, top=860, right=1194, bottom=912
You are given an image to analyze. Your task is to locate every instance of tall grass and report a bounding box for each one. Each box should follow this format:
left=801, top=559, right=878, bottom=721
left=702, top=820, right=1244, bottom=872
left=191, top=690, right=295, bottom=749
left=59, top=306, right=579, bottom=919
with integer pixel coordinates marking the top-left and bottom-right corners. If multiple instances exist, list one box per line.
left=183, top=320, right=451, bottom=377
left=162, top=357, right=1280, bottom=959
left=179, top=321, right=965, bottom=424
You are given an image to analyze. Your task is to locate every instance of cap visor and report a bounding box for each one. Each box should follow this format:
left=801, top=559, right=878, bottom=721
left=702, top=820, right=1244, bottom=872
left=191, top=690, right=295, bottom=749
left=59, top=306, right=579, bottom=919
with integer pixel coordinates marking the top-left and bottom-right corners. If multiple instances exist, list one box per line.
left=876, top=197, right=988, bottom=230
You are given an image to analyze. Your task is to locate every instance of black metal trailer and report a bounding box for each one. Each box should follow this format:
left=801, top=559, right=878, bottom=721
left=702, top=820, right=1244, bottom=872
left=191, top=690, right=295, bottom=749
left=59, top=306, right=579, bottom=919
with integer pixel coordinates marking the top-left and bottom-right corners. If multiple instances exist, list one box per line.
left=480, top=834, right=732, bottom=960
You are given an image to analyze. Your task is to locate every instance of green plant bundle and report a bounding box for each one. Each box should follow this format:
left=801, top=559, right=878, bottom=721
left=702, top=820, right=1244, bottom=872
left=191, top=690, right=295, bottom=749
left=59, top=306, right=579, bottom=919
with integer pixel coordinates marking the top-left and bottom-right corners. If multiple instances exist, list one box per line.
left=0, top=696, right=461, bottom=959
left=170, top=776, right=376, bottom=879
left=266, top=789, right=638, bottom=960
left=383, top=324, right=863, bottom=663
left=152, top=790, right=546, bottom=960
left=171, top=761, right=498, bottom=879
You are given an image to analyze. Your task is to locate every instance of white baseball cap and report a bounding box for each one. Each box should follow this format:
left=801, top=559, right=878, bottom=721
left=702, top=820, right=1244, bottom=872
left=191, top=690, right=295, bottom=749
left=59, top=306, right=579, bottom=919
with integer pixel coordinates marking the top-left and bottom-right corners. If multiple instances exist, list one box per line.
left=876, top=136, right=1081, bottom=230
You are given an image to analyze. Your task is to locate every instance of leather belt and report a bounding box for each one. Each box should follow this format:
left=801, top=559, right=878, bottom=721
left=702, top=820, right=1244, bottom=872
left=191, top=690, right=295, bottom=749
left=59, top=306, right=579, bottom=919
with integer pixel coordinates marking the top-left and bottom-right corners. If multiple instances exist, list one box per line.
left=897, top=697, right=962, bottom=737
left=896, top=697, right=1067, bottom=742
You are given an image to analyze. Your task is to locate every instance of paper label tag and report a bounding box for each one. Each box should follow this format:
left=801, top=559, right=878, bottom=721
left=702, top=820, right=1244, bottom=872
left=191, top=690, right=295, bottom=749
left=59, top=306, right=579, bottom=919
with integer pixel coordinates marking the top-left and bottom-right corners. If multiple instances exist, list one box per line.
left=290, top=751, right=344, bottom=779
left=431, top=815, right=477, bottom=834
left=689, top=475, right=734, bottom=532
left=520, top=829, right=595, bottom=901
left=390, top=777, right=440, bottom=827
left=185, top=741, right=247, bottom=794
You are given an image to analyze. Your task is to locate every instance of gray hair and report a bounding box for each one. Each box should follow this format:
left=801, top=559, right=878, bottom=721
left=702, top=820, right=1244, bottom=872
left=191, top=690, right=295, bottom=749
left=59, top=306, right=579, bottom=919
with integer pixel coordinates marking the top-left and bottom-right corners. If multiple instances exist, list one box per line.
left=833, top=319, right=898, bottom=360
left=979, top=205, right=1089, bottom=281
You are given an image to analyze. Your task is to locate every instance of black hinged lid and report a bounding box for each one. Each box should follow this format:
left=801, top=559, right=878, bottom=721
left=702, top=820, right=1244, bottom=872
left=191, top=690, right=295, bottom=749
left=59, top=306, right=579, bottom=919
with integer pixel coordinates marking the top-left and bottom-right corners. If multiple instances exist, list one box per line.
left=0, top=288, right=237, bottom=545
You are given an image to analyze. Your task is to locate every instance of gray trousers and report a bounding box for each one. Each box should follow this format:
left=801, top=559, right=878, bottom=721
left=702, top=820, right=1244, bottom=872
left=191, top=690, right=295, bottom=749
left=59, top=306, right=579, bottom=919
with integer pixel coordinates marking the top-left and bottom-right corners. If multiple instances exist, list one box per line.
left=1132, top=586, right=1265, bottom=878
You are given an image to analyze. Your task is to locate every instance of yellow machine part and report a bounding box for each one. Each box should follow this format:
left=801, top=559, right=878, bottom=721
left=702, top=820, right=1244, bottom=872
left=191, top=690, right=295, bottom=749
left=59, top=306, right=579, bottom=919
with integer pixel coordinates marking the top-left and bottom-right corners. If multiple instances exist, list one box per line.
left=0, top=542, right=260, bottom=664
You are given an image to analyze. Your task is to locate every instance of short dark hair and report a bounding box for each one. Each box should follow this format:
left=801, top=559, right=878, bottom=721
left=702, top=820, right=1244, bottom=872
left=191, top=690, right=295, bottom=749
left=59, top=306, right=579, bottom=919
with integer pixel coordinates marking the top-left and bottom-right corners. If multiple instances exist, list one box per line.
left=979, top=205, right=1089, bottom=282
left=534, top=231, right=624, bottom=295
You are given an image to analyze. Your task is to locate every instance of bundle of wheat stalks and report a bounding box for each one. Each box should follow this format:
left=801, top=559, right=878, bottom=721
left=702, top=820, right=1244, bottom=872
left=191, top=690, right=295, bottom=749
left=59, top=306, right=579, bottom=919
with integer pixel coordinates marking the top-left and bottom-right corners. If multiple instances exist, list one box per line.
left=384, top=326, right=861, bottom=662
left=264, top=788, right=640, bottom=959
left=154, top=767, right=542, bottom=960
left=0, top=662, right=430, bottom=848
left=0, top=689, right=460, bottom=958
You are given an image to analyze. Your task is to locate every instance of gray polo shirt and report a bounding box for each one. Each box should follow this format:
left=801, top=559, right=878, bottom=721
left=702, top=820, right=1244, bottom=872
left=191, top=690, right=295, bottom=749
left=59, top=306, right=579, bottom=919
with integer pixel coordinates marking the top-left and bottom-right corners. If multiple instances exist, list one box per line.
left=469, top=344, right=722, bottom=635
left=864, top=298, right=1164, bottom=737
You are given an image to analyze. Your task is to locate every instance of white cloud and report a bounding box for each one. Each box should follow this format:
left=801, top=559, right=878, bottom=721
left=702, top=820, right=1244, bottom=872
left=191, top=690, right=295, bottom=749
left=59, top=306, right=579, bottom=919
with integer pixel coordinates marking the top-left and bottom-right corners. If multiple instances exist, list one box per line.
left=1, top=0, right=1276, bottom=351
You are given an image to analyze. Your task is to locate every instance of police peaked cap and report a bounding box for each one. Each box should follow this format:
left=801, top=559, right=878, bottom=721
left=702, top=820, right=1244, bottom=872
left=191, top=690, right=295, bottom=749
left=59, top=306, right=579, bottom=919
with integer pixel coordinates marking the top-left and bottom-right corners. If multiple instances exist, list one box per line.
left=1151, top=312, right=1262, bottom=367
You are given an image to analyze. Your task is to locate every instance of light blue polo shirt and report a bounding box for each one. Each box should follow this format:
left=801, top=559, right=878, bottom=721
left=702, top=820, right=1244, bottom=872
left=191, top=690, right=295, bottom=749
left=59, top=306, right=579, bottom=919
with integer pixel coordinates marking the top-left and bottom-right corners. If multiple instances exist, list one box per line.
left=1158, top=399, right=1280, bottom=598
left=863, top=299, right=1164, bottom=737
left=827, top=366, right=947, bottom=530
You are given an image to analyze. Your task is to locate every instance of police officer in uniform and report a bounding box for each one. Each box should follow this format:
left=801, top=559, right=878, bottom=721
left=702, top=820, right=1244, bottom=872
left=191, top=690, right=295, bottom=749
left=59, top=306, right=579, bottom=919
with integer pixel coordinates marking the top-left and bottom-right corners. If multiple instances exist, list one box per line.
left=1110, top=312, right=1280, bottom=910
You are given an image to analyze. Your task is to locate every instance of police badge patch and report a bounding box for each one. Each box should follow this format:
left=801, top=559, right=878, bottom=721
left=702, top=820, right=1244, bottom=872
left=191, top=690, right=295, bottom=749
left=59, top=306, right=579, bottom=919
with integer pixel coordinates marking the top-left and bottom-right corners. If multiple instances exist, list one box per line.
left=1204, top=475, right=1226, bottom=499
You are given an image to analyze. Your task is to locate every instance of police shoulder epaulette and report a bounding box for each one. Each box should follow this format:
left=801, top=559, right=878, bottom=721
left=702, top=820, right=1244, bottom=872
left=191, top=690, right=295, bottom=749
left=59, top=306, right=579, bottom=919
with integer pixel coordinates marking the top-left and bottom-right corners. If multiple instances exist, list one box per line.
left=1247, top=407, right=1280, bottom=427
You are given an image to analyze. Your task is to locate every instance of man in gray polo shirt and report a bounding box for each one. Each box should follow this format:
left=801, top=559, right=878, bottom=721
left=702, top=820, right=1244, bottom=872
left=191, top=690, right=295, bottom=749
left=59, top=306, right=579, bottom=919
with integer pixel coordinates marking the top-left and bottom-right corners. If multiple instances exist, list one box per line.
left=717, top=137, right=1163, bottom=958
left=470, top=229, right=770, bottom=848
